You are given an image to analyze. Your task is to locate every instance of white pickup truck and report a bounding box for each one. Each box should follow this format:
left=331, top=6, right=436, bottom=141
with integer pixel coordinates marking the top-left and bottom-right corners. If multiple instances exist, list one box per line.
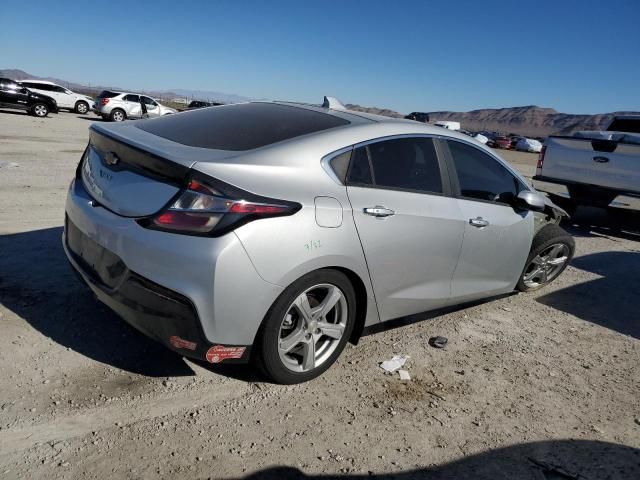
left=533, top=115, right=640, bottom=210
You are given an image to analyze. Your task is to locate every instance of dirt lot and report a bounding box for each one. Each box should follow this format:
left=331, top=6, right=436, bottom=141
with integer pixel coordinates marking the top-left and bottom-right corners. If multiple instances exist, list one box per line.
left=0, top=110, right=639, bottom=479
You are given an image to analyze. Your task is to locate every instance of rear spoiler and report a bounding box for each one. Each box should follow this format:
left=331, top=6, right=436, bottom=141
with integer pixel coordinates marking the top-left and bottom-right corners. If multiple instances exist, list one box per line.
left=89, top=129, right=190, bottom=186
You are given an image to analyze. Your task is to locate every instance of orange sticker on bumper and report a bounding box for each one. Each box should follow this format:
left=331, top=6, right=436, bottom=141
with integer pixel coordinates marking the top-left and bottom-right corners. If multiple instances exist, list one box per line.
left=205, top=345, right=246, bottom=363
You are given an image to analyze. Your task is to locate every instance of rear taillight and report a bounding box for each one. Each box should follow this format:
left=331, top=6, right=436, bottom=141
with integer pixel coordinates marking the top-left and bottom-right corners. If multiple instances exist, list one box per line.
left=100, top=98, right=110, bottom=105
left=138, top=175, right=301, bottom=236
left=537, top=146, right=546, bottom=169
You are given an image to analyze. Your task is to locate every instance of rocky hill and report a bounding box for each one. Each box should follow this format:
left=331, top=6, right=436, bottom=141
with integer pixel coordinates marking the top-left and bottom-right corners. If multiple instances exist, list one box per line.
left=346, top=103, right=640, bottom=137
left=423, top=106, right=640, bottom=136
left=345, top=103, right=404, bottom=118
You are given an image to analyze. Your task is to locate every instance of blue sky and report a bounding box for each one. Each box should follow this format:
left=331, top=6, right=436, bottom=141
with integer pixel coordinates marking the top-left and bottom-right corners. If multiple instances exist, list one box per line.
left=2, top=0, right=638, bottom=114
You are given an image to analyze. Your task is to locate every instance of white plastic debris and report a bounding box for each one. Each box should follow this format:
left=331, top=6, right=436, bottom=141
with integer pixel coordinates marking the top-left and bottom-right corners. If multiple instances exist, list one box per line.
left=398, top=370, right=411, bottom=381
left=380, top=355, right=409, bottom=373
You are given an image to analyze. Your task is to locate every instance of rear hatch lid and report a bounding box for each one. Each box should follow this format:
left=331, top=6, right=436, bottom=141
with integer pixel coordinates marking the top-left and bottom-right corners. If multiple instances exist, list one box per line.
left=81, top=122, right=238, bottom=217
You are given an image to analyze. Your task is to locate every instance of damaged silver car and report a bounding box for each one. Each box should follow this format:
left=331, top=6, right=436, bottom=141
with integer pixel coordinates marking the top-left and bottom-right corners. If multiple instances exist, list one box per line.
left=63, top=97, right=574, bottom=384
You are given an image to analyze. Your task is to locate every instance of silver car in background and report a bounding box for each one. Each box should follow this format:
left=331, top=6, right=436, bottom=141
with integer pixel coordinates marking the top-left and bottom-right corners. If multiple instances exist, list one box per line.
left=64, top=98, right=574, bottom=383
left=94, top=90, right=177, bottom=121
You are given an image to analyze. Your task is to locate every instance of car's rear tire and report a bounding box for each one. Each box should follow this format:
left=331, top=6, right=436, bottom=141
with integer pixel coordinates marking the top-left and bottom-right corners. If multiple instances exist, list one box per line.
left=109, top=108, right=126, bottom=122
left=254, top=269, right=356, bottom=384
left=31, top=103, right=49, bottom=117
left=517, top=224, right=574, bottom=292
left=75, top=101, right=89, bottom=114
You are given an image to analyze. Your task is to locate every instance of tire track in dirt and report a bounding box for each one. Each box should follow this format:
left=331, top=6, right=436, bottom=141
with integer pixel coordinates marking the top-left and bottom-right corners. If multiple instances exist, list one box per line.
left=0, top=382, right=251, bottom=455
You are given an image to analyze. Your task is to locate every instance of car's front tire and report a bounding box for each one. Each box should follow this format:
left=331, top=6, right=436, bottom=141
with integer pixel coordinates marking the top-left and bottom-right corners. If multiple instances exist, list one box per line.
left=75, top=101, right=89, bottom=114
left=109, top=108, right=126, bottom=122
left=255, top=269, right=356, bottom=384
left=31, top=103, right=49, bottom=117
left=517, top=224, right=574, bottom=292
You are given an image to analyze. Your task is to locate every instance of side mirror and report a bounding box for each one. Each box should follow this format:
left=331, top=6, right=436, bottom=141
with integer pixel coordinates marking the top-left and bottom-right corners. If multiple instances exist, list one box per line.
left=516, top=190, right=546, bottom=212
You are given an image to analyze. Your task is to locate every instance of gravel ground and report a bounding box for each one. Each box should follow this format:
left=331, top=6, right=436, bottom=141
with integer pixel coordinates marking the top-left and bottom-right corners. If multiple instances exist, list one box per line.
left=0, top=110, right=639, bottom=479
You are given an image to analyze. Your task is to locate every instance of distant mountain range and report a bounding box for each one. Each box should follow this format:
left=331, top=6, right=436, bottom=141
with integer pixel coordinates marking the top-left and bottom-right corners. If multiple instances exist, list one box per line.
left=3, top=68, right=637, bottom=137
left=346, top=104, right=639, bottom=137
left=421, top=106, right=640, bottom=137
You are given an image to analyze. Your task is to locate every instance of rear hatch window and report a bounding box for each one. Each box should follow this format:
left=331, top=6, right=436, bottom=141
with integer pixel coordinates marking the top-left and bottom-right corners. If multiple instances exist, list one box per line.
left=136, top=102, right=350, bottom=151
left=97, top=90, right=120, bottom=98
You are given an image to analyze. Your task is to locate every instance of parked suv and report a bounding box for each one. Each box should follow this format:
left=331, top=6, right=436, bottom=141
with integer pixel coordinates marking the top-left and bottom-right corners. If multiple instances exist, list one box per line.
left=0, top=78, right=58, bottom=117
left=94, top=90, right=177, bottom=121
left=64, top=98, right=574, bottom=384
left=18, top=80, right=94, bottom=114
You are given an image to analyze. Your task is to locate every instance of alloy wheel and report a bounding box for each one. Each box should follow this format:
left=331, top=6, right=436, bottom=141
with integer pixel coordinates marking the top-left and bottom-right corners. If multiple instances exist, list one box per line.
left=278, top=283, right=348, bottom=373
left=522, top=243, right=570, bottom=288
left=34, top=105, right=47, bottom=117
left=77, top=103, right=88, bottom=113
left=112, top=111, right=124, bottom=121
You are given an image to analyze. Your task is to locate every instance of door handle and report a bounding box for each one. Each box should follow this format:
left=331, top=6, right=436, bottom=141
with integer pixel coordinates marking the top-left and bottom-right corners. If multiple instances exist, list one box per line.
left=469, top=217, right=489, bottom=228
left=593, top=156, right=609, bottom=163
left=363, top=206, right=395, bottom=218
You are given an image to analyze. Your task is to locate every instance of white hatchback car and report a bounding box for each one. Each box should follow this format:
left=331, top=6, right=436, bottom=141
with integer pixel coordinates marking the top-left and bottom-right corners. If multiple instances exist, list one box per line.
left=18, top=80, right=94, bottom=114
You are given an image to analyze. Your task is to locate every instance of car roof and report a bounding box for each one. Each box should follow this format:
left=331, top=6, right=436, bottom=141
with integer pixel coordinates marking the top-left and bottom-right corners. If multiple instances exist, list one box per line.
left=265, top=101, right=506, bottom=158
left=20, top=79, right=57, bottom=85
left=119, top=92, right=155, bottom=97
left=95, top=99, right=526, bottom=185
left=273, top=101, right=457, bottom=132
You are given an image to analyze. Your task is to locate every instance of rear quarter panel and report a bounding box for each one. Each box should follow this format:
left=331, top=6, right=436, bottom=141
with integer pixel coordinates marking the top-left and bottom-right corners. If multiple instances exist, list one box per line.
left=193, top=146, right=381, bottom=327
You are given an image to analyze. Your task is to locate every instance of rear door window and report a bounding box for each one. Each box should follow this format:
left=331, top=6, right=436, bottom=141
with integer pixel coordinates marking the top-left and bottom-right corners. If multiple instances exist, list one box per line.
left=347, top=137, right=443, bottom=194
left=446, top=140, right=525, bottom=204
left=124, top=94, right=140, bottom=103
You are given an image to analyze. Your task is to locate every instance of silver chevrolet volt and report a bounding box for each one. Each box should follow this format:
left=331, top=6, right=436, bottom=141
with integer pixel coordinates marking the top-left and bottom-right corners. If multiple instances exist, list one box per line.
left=63, top=97, right=574, bottom=383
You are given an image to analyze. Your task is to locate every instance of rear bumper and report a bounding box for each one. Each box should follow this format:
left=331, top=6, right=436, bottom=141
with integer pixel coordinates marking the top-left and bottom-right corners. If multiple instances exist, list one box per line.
left=63, top=226, right=249, bottom=363
left=63, top=178, right=284, bottom=363
left=534, top=175, right=640, bottom=197
left=533, top=175, right=640, bottom=210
